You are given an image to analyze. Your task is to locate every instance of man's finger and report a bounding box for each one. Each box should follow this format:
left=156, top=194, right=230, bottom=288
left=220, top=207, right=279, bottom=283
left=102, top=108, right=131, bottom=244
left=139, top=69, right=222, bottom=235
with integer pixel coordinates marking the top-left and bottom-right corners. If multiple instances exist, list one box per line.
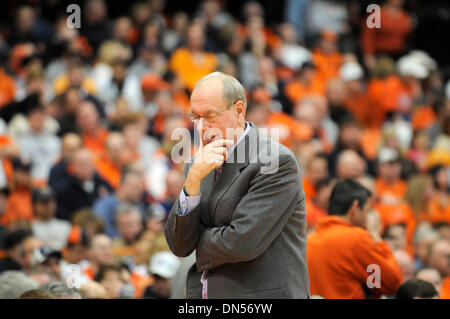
left=196, top=119, right=204, bottom=149
left=208, top=139, right=234, bottom=149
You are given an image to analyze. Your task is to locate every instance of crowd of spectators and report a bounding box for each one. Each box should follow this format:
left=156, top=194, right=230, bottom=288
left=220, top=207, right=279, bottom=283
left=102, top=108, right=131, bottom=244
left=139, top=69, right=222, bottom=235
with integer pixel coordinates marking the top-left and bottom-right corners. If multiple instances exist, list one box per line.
left=0, top=0, right=450, bottom=299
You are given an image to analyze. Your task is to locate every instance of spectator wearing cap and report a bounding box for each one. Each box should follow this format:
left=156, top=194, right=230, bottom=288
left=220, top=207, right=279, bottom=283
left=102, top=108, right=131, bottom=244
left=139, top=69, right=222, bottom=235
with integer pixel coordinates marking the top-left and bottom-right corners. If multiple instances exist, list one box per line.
left=143, top=251, right=180, bottom=299
left=0, top=229, right=32, bottom=273
left=311, top=30, right=343, bottom=87
left=137, top=72, right=171, bottom=119
left=31, top=246, right=63, bottom=280
left=15, top=103, right=61, bottom=186
left=59, top=226, right=91, bottom=288
left=374, top=147, right=417, bottom=255
left=53, top=148, right=112, bottom=221
left=31, top=187, right=71, bottom=251
left=0, top=158, right=33, bottom=227
left=340, top=61, right=372, bottom=128
left=307, top=179, right=402, bottom=298
left=367, top=56, right=422, bottom=127
left=375, top=147, right=407, bottom=202
left=169, top=22, right=218, bottom=92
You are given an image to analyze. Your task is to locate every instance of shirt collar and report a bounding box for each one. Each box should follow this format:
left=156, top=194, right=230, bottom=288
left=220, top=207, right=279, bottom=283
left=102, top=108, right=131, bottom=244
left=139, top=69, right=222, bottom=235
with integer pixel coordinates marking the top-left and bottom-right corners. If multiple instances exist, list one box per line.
left=228, top=121, right=251, bottom=156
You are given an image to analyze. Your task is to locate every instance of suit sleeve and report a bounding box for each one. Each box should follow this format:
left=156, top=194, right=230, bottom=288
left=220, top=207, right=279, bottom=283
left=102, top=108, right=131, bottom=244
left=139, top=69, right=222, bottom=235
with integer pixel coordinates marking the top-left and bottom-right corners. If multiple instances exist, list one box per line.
left=195, top=153, right=302, bottom=271
left=164, top=162, right=206, bottom=257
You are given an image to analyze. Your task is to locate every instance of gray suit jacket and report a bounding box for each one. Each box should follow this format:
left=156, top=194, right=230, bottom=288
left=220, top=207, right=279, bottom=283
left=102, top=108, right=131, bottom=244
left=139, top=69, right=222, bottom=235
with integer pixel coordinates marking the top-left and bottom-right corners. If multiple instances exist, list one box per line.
left=164, top=122, right=309, bottom=299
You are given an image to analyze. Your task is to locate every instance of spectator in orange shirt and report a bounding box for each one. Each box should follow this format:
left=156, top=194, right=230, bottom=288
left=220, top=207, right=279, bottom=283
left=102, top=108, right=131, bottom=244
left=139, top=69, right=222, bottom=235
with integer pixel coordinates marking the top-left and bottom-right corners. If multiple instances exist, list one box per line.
left=0, top=159, right=34, bottom=227
left=305, top=177, right=335, bottom=233
left=361, top=0, right=412, bottom=69
left=422, top=165, right=450, bottom=225
left=375, top=147, right=407, bottom=202
left=302, top=154, right=329, bottom=200
left=245, top=98, right=313, bottom=150
left=76, top=101, right=109, bottom=158
left=311, top=30, right=342, bottom=87
left=284, top=61, right=325, bottom=104
left=169, top=22, right=218, bottom=91
left=340, top=61, right=371, bottom=127
left=307, top=179, right=403, bottom=298
left=94, top=132, right=126, bottom=190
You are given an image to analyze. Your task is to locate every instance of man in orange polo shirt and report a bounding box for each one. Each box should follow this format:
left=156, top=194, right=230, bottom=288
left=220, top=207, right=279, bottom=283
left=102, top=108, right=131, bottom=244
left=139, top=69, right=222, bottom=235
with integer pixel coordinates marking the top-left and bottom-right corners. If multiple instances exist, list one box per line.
left=307, top=179, right=403, bottom=298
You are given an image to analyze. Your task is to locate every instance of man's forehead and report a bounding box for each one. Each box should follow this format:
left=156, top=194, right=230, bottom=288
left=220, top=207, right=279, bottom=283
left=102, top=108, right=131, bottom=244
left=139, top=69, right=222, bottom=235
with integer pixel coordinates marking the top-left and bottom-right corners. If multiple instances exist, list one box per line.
left=191, top=78, right=224, bottom=103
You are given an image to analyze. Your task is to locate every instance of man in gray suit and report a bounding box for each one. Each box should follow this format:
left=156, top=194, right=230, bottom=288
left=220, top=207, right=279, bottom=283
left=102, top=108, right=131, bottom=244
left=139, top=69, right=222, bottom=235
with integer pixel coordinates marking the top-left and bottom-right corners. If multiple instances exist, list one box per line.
left=164, top=72, right=309, bottom=299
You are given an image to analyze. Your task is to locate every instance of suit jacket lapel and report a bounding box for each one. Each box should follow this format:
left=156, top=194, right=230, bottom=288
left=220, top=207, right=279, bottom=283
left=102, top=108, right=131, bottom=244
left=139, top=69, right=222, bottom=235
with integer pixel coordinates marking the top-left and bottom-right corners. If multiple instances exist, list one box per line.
left=209, top=123, right=258, bottom=222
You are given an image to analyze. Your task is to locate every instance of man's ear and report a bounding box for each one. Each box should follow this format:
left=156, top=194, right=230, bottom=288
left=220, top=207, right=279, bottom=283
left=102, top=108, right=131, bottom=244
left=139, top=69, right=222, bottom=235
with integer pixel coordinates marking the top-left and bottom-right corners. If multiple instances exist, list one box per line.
left=235, top=100, right=246, bottom=117
left=348, top=199, right=360, bottom=222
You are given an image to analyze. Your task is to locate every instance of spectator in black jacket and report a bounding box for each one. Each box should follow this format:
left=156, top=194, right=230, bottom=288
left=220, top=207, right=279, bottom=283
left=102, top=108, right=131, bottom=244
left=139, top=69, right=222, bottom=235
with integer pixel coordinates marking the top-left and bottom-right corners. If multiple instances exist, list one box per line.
left=52, top=148, right=112, bottom=221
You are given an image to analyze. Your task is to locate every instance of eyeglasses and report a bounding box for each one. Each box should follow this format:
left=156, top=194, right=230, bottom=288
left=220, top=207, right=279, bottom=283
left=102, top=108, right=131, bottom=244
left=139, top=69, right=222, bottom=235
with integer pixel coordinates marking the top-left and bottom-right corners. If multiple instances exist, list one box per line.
left=188, top=101, right=238, bottom=123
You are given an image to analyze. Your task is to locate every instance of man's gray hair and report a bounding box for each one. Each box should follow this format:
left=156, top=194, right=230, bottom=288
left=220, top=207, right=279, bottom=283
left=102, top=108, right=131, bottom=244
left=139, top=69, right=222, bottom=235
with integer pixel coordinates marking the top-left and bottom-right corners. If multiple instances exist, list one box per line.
left=0, top=271, right=39, bottom=299
left=194, top=71, right=247, bottom=108
left=40, top=281, right=82, bottom=299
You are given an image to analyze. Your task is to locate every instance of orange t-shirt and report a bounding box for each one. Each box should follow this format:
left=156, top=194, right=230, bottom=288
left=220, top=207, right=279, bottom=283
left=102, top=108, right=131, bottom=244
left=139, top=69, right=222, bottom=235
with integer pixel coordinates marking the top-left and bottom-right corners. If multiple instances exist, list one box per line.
left=169, top=47, right=218, bottom=91
left=420, top=195, right=450, bottom=225
left=374, top=201, right=417, bottom=255
left=375, top=178, right=407, bottom=201
left=312, top=49, right=342, bottom=85
left=284, top=77, right=325, bottom=104
left=82, top=128, right=109, bottom=158
left=368, top=75, right=415, bottom=125
left=307, top=216, right=403, bottom=298
left=265, top=112, right=314, bottom=150
left=344, top=92, right=371, bottom=127
left=94, top=155, right=122, bottom=190
left=441, top=277, right=450, bottom=299
left=0, top=189, right=33, bottom=226
left=411, top=105, right=436, bottom=131
left=305, top=198, right=327, bottom=228
left=0, top=68, right=15, bottom=107
left=302, top=177, right=316, bottom=200
left=361, top=8, right=412, bottom=55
